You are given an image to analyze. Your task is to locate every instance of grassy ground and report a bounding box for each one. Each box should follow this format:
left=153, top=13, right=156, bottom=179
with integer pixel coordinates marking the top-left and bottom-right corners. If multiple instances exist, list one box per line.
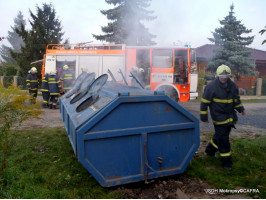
left=187, top=134, right=266, bottom=198
left=0, top=127, right=124, bottom=199
left=241, top=99, right=266, bottom=103
left=0, top=127, right=265, bottom=198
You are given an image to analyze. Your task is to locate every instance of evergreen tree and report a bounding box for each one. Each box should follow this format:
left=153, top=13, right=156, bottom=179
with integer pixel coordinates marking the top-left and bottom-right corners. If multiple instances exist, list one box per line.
left=206, top=4, right=257, bottom=80
left=0, top=11, right=25, bottom=65
left=11, top=3, right=64, bottom=78
left=93, top=0, right=156, bottom=46
left=259, top=26, right=266, bottom=45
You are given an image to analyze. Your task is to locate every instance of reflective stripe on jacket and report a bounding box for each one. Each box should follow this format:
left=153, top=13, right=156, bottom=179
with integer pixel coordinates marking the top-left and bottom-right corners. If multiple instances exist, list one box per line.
left=48, top=74, right=61, bottom=95
left=200, top=78, right=245, bottom=125
left=60, top=69, right=74, bottom=90
left=40, top=74, right=49, bottom=92
left=26, top=73, right=38, bottom=90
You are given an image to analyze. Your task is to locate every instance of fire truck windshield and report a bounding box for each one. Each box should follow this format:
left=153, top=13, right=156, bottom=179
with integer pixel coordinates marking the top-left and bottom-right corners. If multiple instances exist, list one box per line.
left=152, top=49, right=173, bottom=68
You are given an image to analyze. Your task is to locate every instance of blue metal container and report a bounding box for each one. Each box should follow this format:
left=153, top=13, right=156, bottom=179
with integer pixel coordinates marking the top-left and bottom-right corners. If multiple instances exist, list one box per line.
left=59, top=80, right=199, bottom=187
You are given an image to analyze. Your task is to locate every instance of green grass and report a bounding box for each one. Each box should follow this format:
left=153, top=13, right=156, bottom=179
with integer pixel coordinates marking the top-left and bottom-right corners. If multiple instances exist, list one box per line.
left=0, top=127, right=124, bottom=199
left=1, top=127, right=265, bottom=198
left=186, top=135, right=266, bottom=198
left=241, top=99, right=266, bottom=103
left=194, top=98, right=266, bottom=103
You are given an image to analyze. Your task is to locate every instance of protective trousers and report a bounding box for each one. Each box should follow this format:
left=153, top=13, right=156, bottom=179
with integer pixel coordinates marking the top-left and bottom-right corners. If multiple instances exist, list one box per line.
left=49, top=95, right=58, bottom=109
left=29, top=90, right=37, bottom=104
left=42, top=92, right=50, bottom=106
left=205, top=125, right=232, bottom=168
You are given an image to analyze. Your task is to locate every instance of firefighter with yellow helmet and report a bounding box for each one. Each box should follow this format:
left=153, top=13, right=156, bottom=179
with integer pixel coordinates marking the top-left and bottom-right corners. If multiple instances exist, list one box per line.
left=60, top=65, right=74, bottom=93
left=48, top=69, right=61, bottom=109
left=26, top=67, right=39, bottom=104
left=40, top=71, right=50, bottom=108
left=200, top=64, right=246, bottom=170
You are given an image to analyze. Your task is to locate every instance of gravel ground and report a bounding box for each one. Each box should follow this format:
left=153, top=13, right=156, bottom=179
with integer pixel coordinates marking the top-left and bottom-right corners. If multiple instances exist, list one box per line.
left=179, top=100, right=266, bottom=136
left=18, top=96, right=63, bottom=130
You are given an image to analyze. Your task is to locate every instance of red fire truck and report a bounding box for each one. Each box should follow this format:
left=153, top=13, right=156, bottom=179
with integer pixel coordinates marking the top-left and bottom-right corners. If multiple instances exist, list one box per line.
left=42, top=43, right=198, bottom=102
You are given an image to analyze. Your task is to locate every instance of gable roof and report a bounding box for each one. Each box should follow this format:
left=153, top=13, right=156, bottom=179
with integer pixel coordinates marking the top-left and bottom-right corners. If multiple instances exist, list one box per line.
left=250, top=48, right=266, bottom=60
left=196, top=44, right=266, bottom=61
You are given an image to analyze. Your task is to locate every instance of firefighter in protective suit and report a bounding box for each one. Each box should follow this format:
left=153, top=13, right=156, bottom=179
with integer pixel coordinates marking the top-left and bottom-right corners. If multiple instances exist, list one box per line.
left=76, top=66, right=88, bottom=80
left=26, top=67, right=38, bottom=104
left=130, top=66, right=145, bottom=88
left=40, top=71, right=50, bottom=108
left=60, top=65, right=74, bottom=93
left=48, top=69, right=61, bottom=109
left=200, top=64, right=246, bottom=170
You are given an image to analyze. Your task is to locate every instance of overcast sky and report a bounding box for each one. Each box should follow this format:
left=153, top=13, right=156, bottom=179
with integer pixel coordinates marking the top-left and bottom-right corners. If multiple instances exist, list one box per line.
left=0, top=0, right=266, bottom=51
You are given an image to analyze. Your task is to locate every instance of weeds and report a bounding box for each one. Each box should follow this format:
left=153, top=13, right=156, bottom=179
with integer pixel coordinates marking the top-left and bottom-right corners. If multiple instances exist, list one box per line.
left=0, top=84, right=42, bottom=174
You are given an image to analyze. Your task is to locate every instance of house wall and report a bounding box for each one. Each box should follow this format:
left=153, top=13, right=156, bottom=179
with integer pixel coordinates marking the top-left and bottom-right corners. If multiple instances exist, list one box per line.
left=256, top=62, right=266, bottom=77
left=197, top=62, right=208, bottom=72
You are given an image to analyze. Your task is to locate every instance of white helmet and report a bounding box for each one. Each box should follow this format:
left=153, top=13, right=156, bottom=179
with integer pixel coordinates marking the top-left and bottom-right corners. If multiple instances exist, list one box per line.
left=50, top=69, right=56, bottom=75
left=30, top=67, right=37, bottom=72
left=81, top=66, right=88, bottom=72
left=139, top=68, right=144, bottom=73
left=63, top=65, right=69, bottom=70
left=131, top=66, right=138, bottom=72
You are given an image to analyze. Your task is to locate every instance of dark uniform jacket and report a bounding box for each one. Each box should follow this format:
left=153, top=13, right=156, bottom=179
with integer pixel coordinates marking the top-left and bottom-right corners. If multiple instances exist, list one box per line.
left=26, top=73, right=38, bottom=91
left=200, top=78, right=245, bottom=125
left=40, top=74, right=49, bottom=92
left=60, top=69, right=74, bottom=90
left=48, top=74, right=61, bottom=95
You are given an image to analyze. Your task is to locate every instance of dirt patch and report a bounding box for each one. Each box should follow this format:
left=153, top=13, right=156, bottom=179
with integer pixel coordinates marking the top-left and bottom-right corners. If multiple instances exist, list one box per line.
left=231, top=125, right=266, bottom=139
left=116, top=175, right=251, bottom=199
left=18, top=97, right=64, bottom=130
left=18, top=107, right=64, bottom=130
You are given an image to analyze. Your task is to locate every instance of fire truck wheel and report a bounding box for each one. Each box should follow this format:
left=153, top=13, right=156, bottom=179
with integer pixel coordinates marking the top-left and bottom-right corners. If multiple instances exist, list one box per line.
left=156, top=85, right=179, bottom=102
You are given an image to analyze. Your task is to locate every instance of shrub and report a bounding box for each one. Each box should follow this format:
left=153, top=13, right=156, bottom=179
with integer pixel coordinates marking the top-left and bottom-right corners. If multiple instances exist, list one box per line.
left=198, top=78, right=205, bottom=98
left=0, top=65, right=4, bottom=76
left=4, top=65, right=19, bottom=76
left=246, top=87, right=255, bottom=95
left=1, top=65, right=19, bottom=76
left=3, top=76, right=13, bottom=88
left=197, top=70, right=215, bottom=98
left=0, top=84, right=42, bottom=174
